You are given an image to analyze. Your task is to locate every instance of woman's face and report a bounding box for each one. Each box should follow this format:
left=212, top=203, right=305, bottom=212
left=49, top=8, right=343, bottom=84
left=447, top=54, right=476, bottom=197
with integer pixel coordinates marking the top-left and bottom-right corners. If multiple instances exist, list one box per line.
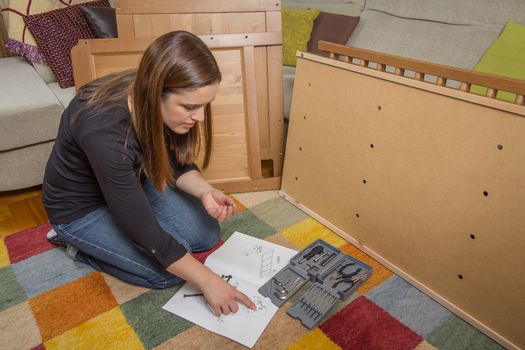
left=161, top=82, right=219, bottom=134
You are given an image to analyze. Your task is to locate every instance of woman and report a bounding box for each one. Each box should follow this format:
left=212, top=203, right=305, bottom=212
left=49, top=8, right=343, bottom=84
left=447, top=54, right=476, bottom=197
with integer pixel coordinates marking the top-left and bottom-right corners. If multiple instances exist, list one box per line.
left=42, top=31, right=255, bottom=315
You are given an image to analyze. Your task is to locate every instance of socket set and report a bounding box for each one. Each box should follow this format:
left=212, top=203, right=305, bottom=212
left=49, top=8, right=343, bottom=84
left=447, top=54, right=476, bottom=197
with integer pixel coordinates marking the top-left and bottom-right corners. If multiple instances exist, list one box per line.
left=258, top=239, right=372, bottom=329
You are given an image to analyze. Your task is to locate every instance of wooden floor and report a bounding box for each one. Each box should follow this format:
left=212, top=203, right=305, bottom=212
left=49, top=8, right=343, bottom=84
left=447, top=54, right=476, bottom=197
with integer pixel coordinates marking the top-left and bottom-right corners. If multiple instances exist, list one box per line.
left=0, top=187, right=48, bottom=238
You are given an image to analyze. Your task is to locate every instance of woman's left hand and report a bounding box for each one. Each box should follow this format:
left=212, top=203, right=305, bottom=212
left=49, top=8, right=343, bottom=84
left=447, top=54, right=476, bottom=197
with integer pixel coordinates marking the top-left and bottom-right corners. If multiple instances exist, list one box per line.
left=201, top=190, right=235, bottom=222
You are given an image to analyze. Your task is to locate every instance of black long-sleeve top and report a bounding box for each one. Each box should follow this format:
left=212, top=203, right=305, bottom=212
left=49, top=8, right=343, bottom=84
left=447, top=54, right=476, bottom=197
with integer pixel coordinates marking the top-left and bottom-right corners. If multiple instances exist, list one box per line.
left=42, top=97, right=197, bottom=268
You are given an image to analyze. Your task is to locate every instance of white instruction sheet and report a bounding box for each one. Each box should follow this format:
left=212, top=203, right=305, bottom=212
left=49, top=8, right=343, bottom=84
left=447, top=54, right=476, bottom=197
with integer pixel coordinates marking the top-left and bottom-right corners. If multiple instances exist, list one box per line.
left=162, top=231, right=298, bottom=348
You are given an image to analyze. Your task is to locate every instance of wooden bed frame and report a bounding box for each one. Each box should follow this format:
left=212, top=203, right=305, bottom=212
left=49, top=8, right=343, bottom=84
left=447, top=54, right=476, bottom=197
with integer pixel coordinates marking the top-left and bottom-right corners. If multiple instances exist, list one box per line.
left=71, top=0, right=284, bottom=193
left=281, top=42, right=525, bottom=349
left=72, top=33, right=281, bottom=193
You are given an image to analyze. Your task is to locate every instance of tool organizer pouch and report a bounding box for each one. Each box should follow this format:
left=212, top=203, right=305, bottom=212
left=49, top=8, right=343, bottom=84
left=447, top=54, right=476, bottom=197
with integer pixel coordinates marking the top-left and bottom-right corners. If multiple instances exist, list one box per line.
left=259, top=239, right=372, bottom=329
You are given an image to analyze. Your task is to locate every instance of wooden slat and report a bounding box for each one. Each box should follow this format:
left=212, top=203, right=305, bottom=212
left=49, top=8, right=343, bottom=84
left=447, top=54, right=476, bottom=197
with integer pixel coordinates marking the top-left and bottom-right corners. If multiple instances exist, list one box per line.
left=265, top=10, right=285, bottom=176
left=77, top=32, right=281, bottom=54
left=115, top=14, right=134, bottom=39
left=116, top=0, right=281, bottom=14
left=71, top=42, right=96, bottom=89
left=318, top=41, right=525, bottom=96
left=242, top=46, right=263, bottom=179
left=267, top=45, right=285, bottom=176
left=211, top=177, right=281, bottom=193
left=0, top=13, right=9, bottom=57
left=486, top=88, right=497, bottom=98
left=254, top=46, right=271, bottom=159
left=131, top=13, right=267, bottom=38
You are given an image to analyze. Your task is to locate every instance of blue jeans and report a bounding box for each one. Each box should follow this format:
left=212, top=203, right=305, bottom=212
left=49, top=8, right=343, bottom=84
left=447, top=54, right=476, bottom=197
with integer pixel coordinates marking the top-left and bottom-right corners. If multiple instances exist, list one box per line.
left=52, top=180, right=220, bottom=289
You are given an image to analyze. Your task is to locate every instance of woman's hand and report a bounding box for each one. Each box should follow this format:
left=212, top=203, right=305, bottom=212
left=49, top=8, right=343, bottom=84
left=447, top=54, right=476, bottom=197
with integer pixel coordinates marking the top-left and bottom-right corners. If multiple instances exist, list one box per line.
left=166, top=253, right=256, bottom=316
left=201, top=190, right=235, bottom=222
left=200, top=273, right=256, bottom=316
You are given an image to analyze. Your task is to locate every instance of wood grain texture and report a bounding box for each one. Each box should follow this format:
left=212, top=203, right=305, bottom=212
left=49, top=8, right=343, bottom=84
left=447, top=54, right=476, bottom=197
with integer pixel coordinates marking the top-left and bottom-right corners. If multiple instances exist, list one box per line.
left=281, top=54, right=525, bottom=350
left=112, top=0, right=284, bottom=176
left=116, top=0, right=281, bottom=14
left=0, top=13, right=9, bottom=58
left=131, top=13, right=266, bottom=38
left=115, top=14, right=134, bottom=39
left=319, top=41, right=525, bottom=98
left=0, top=188, right=48, bottom=238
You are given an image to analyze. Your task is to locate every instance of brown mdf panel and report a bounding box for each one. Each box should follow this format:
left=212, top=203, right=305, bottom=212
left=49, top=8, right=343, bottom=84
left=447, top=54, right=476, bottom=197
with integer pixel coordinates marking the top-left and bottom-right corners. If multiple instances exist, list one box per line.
left=132, top=13, right=266, bottom=38
left=116, top=0, right=281, bottom=14
left=282, top=57, right=525, bottom=349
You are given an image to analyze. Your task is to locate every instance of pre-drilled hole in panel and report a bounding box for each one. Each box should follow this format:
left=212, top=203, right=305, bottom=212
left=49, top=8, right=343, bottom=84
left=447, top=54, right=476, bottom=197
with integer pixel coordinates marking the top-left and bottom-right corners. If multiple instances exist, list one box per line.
left=378, top=105, right=382, bottom=110
left=483, top=191, right=489, bottom=197
left=458, top=274, right=464, bottom=280
left=299, top=147, right=302, bottom=151
left=355, top=213, right=360, bottom=218
left=470, top=234, right=476, bottom=240
left=295, top=177, right=298, bottom=180
left=363, top=179, right=367, bottom=184
left=497, top=144, right=503, bottom=150
left=370, top=144, right=374, bottom=148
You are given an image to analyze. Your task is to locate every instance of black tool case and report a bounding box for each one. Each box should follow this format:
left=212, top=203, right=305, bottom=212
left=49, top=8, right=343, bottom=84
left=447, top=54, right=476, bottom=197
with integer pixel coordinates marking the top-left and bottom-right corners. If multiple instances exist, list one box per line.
left=258, top=239, right=372, bottom=329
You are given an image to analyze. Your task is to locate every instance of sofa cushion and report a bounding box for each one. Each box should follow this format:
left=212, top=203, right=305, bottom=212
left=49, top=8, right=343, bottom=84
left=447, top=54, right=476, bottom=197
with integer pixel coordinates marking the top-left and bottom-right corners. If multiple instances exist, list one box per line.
left=0, top=57, right=63, bottom=151
left=24, top=0, right=110, bottom=88
left=307, top=12, right=360, bottom=57
left=282, top=8, right=320, bottom=66
left=47, top=83, right=77, bottom=109
left=347, top=10, right=504, bottom=70
left=0, top=141, right=55, bottom=191
left=32, top=62, right=57, bottom=83
left=470, top=21, right=525, bottom=102
left=365, top=0, right=525, bottom=26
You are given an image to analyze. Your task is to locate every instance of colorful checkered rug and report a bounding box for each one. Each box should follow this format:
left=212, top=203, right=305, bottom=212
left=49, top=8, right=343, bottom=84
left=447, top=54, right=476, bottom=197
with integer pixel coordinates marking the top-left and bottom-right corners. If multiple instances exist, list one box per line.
left=0, top=191, right=505, bottom=349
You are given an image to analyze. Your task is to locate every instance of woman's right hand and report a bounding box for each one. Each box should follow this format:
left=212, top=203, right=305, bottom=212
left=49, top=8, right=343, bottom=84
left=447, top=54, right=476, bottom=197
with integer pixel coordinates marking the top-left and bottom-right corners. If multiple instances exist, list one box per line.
left=166, top=252, right=256, bottom=316
left=200, top=273, right=256, bottom=316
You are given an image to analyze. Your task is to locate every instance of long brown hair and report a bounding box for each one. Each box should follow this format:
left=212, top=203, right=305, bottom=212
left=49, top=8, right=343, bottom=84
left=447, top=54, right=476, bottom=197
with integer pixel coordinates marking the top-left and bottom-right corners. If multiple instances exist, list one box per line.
left=75, top=31, right=221, bottom=191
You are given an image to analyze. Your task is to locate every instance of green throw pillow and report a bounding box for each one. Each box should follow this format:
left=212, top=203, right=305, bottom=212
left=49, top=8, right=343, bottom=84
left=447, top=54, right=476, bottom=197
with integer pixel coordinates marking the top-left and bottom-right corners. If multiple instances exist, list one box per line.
left=470, top=21, right=525, bottom=102
left=282, top=8, right=320, bottom=67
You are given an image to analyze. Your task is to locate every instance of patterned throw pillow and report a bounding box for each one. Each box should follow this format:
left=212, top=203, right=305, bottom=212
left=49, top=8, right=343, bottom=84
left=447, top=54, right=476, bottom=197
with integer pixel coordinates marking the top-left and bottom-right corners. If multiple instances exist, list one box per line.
left=282, top=8, right=320, bottom=67
left=0, top=0, right=97, bottom=63
left=24, top=0, right=110, bottom=88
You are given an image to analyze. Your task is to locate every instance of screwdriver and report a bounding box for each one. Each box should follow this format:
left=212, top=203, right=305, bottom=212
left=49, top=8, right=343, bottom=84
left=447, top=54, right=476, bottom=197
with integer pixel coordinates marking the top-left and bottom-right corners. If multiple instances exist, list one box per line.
left=298, top=245, right=324, bottom=264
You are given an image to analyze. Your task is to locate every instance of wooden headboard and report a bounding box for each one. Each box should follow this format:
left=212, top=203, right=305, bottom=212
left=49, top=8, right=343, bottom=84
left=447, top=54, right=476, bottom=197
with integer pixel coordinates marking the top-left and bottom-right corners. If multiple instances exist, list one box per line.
left=72, top=32, right=282, bottom=193
left=70, top=0, right=285, bottom=193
